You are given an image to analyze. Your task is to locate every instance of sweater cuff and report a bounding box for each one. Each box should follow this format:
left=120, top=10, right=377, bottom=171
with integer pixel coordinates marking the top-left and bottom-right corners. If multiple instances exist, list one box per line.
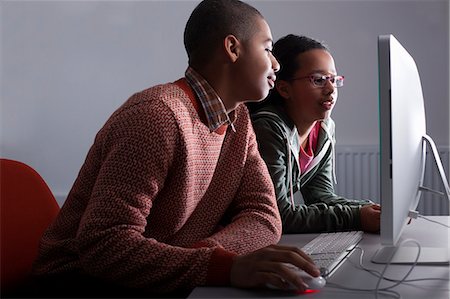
left=205, top=248, right=237, bottom=286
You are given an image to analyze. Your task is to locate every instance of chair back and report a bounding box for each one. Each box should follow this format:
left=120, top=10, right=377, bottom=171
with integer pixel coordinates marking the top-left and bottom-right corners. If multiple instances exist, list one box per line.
left=0, top=158, right=60, bottom=291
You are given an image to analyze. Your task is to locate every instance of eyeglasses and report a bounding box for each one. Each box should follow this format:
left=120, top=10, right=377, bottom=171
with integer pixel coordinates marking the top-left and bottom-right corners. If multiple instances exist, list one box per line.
left=289, top=74, right=345, bottom=88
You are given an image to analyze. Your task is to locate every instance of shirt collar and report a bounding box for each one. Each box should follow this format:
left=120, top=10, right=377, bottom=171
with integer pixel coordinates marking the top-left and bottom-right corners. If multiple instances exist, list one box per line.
left=185, top=67, right=236, bottom=132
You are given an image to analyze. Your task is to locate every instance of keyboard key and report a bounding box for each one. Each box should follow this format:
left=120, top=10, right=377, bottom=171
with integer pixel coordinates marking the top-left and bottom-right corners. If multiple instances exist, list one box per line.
left=301, top=231, right=363, bottom=278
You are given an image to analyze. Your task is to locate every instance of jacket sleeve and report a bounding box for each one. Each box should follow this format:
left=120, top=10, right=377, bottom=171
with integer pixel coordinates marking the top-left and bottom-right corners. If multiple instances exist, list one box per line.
left=251, top=117, right=368, bottom=233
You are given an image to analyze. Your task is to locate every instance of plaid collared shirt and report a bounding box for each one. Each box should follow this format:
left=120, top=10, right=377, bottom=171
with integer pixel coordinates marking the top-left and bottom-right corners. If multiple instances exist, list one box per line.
left=185, top=67, right=236, bottom=132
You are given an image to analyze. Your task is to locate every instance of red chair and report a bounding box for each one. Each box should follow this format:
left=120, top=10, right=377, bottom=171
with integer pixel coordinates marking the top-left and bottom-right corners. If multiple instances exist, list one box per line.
left=0, top=158, right=60, bottom=293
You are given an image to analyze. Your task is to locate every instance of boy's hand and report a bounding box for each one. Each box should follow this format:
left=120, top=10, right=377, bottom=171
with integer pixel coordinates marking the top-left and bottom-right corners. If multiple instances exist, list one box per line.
left=230, top=244, right=320, bottom=291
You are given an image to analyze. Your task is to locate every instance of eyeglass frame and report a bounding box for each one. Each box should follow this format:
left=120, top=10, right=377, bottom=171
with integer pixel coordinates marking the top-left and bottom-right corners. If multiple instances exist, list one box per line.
left=288, top=74, right=345, bottom=88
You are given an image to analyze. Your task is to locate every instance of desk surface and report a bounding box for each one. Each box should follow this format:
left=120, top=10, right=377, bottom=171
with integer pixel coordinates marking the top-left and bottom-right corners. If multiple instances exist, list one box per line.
left=188, top=216, right=450, bottom=299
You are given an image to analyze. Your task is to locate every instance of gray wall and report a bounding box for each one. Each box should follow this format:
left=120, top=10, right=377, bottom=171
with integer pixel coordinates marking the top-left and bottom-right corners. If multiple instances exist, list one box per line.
left=1, top=0, right=449, bottom=204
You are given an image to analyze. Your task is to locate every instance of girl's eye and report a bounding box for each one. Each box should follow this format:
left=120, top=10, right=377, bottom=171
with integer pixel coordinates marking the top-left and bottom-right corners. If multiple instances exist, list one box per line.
left=313, top=77, right=326, bottom=85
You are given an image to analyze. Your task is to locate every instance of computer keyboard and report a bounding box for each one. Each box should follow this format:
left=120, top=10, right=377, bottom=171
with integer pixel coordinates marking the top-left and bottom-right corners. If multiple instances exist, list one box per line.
left=301, top=231, right=363, bottom=278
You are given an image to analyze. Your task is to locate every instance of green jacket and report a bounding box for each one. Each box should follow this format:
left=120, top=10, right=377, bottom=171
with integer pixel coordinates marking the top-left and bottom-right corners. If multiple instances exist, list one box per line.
left=251, top=104, right=372, bottom=233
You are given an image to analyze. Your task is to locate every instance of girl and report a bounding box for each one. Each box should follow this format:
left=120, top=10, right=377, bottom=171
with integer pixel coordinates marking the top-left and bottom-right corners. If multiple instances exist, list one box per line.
left=249, top=34, right=380, bottom=233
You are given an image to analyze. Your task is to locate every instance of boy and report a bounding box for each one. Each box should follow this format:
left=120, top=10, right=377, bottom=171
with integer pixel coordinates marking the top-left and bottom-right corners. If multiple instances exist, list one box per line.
left=32, top=0, right=319, bottom=297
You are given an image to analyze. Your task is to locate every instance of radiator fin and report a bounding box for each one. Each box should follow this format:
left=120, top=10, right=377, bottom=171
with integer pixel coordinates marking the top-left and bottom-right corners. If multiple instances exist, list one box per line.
left=335, top=146, right=449, bottom=216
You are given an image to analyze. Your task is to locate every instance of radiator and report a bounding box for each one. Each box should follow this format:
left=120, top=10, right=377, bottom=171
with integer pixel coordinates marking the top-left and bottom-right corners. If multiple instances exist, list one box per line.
left=55, top=146, right=450, bottom=215
left=334, top=145, right=449, bottom=216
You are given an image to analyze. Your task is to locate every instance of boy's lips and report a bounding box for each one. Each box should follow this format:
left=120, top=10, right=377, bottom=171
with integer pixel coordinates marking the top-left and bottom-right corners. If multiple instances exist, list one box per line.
left=268, top=75, right=276, bottom=89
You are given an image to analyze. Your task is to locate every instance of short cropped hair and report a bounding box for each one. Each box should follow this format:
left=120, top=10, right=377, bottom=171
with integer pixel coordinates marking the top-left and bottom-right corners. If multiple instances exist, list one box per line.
left=184, top=0, right=263, bottom=68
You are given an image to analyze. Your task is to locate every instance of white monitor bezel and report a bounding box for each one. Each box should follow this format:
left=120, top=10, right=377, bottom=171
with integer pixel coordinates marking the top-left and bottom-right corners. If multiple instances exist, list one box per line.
left=378, top=34, right=426, bottom=247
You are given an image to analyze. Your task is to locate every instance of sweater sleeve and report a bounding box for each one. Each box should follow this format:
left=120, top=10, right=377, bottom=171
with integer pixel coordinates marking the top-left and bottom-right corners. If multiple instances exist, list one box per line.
left=251, top=116, right=367, bottom=233
left=74, top=96, right=234, bottom=292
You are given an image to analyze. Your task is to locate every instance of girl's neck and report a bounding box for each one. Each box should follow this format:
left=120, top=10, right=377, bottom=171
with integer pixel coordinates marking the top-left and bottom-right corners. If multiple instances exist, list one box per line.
left=296, top=121, right=316, bottom=149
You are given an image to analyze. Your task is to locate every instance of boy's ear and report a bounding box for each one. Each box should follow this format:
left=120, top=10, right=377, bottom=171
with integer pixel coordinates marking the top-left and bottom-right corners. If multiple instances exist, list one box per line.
left=276, top=80, right=291, bottom=99
left=224, top=35, right=240, bottom=62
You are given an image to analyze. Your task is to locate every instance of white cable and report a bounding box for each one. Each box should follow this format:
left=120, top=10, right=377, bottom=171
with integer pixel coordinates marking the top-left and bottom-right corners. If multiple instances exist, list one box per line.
left=418, top=215, right=450, bottom=228
left=326, top=281, right=401, bottom=298
left=352, top=247, right=450, bottom=285
left=328, top=216, right=450, bottom=297
left=374, top=239, right=420, bottom=298
left=326, top=239, right=422, bottom=299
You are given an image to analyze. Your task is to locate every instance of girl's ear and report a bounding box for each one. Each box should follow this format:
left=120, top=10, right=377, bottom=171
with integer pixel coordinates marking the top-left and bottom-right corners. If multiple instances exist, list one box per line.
left=276, top=80, right=291, bottom=99
left=224, top=35, right=240, bottom=62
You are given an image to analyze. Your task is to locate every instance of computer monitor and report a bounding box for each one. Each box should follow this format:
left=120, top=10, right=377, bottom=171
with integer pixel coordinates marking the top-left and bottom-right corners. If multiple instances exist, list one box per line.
left=372, top=34, right=450, bottom=264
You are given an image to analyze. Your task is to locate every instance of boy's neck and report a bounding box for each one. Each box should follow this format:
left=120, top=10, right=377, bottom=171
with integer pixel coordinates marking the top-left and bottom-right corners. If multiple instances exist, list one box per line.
left=193, top=64, right=240, bottom=113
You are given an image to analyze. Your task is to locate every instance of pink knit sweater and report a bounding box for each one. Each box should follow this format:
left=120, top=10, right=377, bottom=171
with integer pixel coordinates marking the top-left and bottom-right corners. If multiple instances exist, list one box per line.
left=33, top=79, right=282, bottom=293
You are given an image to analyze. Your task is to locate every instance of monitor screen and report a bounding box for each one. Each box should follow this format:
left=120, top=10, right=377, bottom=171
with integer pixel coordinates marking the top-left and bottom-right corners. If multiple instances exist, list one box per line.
left=372, top=34, right=449, bottom=264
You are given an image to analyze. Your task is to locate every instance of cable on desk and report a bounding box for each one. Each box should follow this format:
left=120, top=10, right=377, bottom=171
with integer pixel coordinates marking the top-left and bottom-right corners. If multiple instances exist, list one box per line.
left=351, top=247, right=450, bottom=287
left=325, top=283, right=401, bottom=298
left=326, top=239, right=422, bottom=299
left=326, top=282, right=401, bottom=298
left=374, top=239, right=421, bottom=296
left=417, top=215, right=450, bottom=228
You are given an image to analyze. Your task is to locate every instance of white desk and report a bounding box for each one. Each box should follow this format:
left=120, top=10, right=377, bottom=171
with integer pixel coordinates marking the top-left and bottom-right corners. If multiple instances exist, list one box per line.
left=188, top=216, right=449, bottom=299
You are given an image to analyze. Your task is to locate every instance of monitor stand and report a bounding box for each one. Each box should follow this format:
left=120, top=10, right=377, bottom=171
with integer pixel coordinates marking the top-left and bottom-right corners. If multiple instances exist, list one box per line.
left=420, top=135, right=450, bottom=204
left=372, top=135, right=450, bottom=265
left=372, top=246, right=449, bottom=265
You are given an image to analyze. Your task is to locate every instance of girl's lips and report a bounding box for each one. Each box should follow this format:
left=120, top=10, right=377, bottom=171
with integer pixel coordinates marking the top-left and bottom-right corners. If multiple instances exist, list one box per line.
left=321, top=100, right=335, bottom=110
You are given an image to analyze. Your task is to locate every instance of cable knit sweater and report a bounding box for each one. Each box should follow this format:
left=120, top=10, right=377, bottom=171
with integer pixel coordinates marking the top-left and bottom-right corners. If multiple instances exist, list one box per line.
left=32, top=79, right=282, bottom=293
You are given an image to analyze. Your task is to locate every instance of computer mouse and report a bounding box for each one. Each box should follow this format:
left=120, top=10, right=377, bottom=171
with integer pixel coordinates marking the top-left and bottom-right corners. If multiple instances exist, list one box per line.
left=266, top=264, right=326, bottom=291
left=298, top=271, right=326, bottom=290
left=287, top=263, right=326, bottom=290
